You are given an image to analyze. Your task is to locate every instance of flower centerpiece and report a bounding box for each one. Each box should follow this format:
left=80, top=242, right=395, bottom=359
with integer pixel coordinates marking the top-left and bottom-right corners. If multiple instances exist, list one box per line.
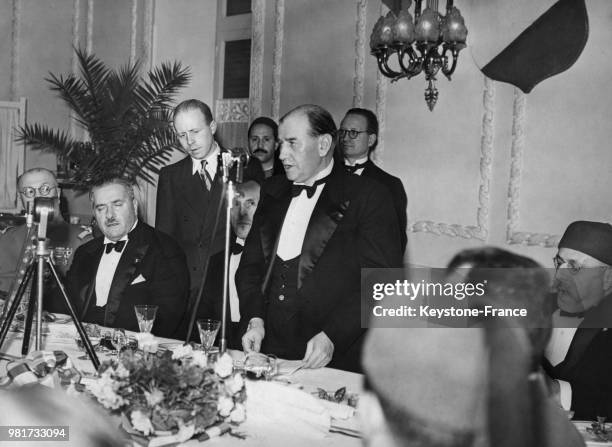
left=85, top=342, right=246, bottom=444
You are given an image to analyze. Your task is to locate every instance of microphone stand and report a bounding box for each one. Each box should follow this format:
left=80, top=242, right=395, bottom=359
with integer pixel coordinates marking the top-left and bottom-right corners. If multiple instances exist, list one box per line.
left=184, top=149, right=247, bottom=355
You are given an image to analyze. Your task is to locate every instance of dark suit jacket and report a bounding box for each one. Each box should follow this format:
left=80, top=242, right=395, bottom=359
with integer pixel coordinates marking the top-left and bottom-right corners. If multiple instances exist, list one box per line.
left=156, top=155, right=225, bottom=293
left=66, top=221, right=189, bottom=338
left=190, top=246, right=242, bottom=349
left=544, top=296, right=612, bottom=420
left=360, top=159, right=408, bottom=255
left=236, top=163, right=402, bottom=371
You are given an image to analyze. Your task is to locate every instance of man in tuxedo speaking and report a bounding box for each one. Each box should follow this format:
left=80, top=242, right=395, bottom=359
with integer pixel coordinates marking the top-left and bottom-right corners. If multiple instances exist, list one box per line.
left=545, top=221, right=612, bottom=420
left=237, top=104, right=402, bottom=372
left=67, top=178, right=189, bottom=337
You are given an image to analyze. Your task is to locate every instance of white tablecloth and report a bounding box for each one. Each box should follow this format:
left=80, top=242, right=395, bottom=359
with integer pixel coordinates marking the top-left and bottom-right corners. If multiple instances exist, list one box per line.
left=0, top=319, right=362, bottom=447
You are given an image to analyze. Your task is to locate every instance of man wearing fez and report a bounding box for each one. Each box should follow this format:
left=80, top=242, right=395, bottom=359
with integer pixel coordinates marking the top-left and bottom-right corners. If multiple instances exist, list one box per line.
left=338, top=108, right=407, bottom=254
left=238, top=104, right=401, bottom=372
left=545, top=221, right=612, bottom=420
left=67, top=178, right=189, bottom=337
left=192, top=175, right=263, bottom=348
left=0, top=168, right=92, bottom=313
left=157, top=99, right=263, bottom=301
left=248, top=116, right=285, bottom=179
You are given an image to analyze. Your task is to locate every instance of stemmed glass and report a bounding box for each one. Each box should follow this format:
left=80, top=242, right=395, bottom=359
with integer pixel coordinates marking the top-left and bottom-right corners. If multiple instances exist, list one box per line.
left=110, top=329, right=127, bottom=358
left=197, top=319, right=221, bottom=356
left=134, top=305, right=158, bottom=333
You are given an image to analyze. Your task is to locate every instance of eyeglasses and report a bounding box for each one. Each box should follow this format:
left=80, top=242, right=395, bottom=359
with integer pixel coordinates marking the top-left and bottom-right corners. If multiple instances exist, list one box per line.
left=338, top=129, right=368, bottom=140
left=553, top=255, right=583, bottom=274
left=19, top=184, right=57, bottom=198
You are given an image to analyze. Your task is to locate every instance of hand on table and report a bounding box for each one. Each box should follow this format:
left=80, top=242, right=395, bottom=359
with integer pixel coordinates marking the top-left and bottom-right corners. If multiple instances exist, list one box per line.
left=302, top=331, right=334, bottom=369
left=242, top=318, right=265, bottom=353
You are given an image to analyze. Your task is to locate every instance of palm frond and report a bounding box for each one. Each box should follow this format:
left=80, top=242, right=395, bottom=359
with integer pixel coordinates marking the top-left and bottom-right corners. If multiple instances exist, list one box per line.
left=25, top=49, right=191, bottom=190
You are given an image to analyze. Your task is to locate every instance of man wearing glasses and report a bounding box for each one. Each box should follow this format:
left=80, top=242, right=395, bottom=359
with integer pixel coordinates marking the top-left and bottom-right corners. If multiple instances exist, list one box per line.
left=0, top=168, right=92, bottom=312
left=544, top=220, right=612, bottom=420
left=338, top=108, right=407, bottom=254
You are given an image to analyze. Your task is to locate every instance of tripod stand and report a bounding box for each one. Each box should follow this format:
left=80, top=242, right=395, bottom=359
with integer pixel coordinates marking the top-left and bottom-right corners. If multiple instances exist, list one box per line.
left=0, top=198, right=100, bottom=370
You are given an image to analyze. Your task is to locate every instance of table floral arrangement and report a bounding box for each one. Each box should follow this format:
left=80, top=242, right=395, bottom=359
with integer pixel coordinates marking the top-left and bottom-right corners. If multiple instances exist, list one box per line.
left=84, top=338, right=246, bottom=445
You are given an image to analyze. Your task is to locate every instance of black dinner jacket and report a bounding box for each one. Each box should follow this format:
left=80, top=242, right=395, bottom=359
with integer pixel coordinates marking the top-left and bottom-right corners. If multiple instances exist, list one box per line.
left=360, top=159, right=408, bottom=255
left=543, top=295, right=612, bottom=420
left=156, top=155, right=225, bottom=292
left=66, top=221, right=189, bottom=338
left=236, top=162, right=403, bottom=371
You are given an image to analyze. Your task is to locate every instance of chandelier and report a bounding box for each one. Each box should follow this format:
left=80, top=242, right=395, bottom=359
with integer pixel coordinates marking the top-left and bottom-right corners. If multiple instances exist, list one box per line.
left=370, top=0, right=468, bottom=111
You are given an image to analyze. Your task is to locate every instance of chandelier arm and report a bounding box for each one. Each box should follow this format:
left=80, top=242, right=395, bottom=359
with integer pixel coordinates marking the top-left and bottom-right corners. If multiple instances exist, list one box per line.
left=377, top=51, right=403, bottom=79
left=441, top=46, right=460, bottom=79
left=397, top=47, right=421, bottom=79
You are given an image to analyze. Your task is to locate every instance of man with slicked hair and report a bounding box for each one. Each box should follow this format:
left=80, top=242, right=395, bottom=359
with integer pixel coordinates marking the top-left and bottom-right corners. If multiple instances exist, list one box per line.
left=248, top=116, right=285, bottom=179
left=339, top=107, right=408, bottom=254
left=238, top=104, right=401, bottom=372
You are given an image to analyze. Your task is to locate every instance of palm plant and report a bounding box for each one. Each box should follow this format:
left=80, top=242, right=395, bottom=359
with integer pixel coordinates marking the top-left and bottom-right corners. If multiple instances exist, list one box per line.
left=18, top=48, right=191, bottom=189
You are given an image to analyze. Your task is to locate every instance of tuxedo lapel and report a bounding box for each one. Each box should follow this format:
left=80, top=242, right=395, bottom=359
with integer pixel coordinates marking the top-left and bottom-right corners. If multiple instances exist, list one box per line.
left=259, top=180, right=292, bottom=294
left=79, top=240, right=104, bottom=318
left=104, top=223, right=150, bottom=325
left=298, top=170, right=349, bottom=289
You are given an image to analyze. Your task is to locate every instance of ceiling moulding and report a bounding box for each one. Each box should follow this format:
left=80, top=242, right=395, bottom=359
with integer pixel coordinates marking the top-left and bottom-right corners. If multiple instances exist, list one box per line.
left=249, top=0, right=265, bottom=120
left=352, top=0, right=368, bottom=108
left=271, top=0, right=284, bottom=121
left=505, top=88, right=560, bottom=247
left=410, top=76, right=495, bottom=241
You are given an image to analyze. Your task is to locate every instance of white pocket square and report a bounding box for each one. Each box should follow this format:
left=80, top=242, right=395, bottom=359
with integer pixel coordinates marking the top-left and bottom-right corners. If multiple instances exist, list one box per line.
left=131, top=274, right=146, bottom=285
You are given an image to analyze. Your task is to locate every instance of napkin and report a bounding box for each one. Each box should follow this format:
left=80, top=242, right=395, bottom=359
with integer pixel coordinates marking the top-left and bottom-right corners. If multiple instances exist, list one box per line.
left=245, top=380, right=332, bottom=439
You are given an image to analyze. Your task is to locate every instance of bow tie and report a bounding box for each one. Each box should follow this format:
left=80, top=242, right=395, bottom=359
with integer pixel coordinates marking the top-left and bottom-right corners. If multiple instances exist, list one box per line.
left=291, top=178, right=327, bottom=198
left=105, top=240, right=126, bottom=254
left=345, top=163, right=366, bottom=174
left=559, top=310, right=585, bottom=318
left=231, top=243, right=244, bottom=255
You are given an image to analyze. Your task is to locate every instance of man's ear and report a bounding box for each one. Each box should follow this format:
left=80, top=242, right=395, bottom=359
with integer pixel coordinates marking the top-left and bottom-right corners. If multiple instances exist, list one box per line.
left=368, top=133, right=377, bottom=149
left=603, top=267, right=612, bottom=295
left=318, top=134, right=333, bottom=157
left=209, top=120, right=217, bottom=135
left=359, top=391, right=388, bottom=442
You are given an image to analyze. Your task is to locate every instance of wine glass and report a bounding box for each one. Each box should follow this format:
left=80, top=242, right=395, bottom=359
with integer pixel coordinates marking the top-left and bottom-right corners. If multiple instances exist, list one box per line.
left=197, top=319, right=221, bottom=355
left=134, top=305, right=158, bottom=333
left=111, top=329, right=127, bottom=358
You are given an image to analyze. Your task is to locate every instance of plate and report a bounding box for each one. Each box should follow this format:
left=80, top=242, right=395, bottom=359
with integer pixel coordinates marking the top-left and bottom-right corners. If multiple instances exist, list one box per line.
left=159, top=342, right=183, bottom=351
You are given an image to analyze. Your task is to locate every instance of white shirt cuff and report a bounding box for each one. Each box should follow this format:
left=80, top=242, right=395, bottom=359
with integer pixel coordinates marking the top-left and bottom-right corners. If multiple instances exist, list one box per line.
left=558, top=380, right=572, bottom=411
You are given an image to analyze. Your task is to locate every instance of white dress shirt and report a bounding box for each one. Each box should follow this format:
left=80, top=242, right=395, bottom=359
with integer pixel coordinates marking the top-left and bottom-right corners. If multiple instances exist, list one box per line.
left=345, top=156, right=368, bottom=176
left=94, top=220, right=138, bottom=307
left=229, top=238, right=244, bottom=322
left=277, top=160, right=334, bottom=261
left=191, top=143, right=220, bottom=180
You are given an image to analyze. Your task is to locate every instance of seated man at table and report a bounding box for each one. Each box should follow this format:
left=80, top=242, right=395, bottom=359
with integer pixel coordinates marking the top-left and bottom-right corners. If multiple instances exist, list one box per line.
left=544, top=221, right=612, bottom=420
left=0, top=168, right=92, bottom=313
left=191, top=172, right=264, bottom=348
left=66, top=177, right=189, bottom=338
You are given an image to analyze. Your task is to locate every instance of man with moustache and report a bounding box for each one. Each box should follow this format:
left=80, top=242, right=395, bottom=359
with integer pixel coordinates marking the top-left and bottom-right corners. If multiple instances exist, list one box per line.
left=544, top=221, right=612, bottom=420
left=68, top=178, right=189, bottom=337
left=0, top=168, right=92, bottom=313
left=248, top=116, right=284, bottom=179
left=238, top=104, right=401, bottom=372
left=192, top=175, right=263, bottom=348
left=339, top=108, right=407, bottom=254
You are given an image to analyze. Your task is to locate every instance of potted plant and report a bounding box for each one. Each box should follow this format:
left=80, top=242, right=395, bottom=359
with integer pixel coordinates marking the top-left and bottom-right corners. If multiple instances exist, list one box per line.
left=17, top=48, right=191, bottom=190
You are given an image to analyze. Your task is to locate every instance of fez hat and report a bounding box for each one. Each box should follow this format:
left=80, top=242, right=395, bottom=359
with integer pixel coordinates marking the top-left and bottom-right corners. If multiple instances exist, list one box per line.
left=558, top=221, right=612, bottom=265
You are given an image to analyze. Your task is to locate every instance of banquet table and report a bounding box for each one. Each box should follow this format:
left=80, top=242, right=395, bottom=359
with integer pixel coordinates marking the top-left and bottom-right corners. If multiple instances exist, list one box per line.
left=0, top=318, right=363, bottom=447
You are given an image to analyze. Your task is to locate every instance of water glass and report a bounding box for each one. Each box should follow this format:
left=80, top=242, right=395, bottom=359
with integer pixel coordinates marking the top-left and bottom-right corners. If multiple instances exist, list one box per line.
left=197, top=319, right=221, bottom=354
left=134, top=305, right=158, bottom=333
left=111, top=329, right=127, bottom=357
